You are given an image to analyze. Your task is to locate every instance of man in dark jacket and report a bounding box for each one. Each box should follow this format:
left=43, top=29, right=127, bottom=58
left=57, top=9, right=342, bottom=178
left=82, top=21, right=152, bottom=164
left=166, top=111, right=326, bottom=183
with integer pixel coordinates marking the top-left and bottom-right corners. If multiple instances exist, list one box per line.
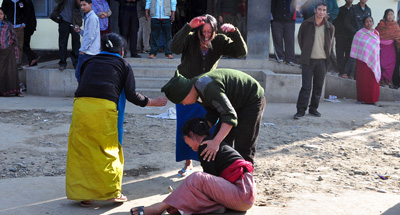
left=55, top=0, right=82, bottom=71
left=334, top=0, right=353, bottom=78
left=1, top=0, right=29, bottom=68
left=23, top=0, right=40, bottom=66
left=271, top=0, right=296, bottom=65
left=344, top=0, right=371, bottom=36
left=294, top=2, right=335, bottom=119
left=115, top=0, right=141, bottom=58
left=342, top=0, right=371, bottom=79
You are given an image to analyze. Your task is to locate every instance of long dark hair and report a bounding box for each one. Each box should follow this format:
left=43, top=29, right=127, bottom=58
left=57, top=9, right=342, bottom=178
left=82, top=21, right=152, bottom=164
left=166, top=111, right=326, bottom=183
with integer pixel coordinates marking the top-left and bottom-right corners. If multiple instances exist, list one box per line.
left=193, top=14, right=218, bottom=49
left=0, top=7, right=5, bottom=21
left=383, top=9, right=394, bottom=21
left=100, top=33, right=127, bottom=54
left=182, top=118, right=210, bottom=138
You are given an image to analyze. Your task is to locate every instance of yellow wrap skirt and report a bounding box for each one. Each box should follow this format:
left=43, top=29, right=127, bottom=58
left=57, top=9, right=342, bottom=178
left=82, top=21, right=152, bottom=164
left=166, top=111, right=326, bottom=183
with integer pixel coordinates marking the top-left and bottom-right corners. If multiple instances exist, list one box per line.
left=66, top=97, right=124, bottom=201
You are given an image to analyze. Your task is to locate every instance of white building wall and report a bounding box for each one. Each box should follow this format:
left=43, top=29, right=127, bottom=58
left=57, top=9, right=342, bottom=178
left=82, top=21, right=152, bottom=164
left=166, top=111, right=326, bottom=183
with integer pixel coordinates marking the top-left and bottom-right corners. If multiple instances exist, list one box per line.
left=0, top=0, right=398, bottom=51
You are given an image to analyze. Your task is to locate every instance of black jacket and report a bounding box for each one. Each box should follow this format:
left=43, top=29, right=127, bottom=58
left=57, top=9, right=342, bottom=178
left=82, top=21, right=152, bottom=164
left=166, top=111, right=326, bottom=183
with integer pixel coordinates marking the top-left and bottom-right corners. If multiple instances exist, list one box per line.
left=271, top=0, right=296, bottom=22
left=75, top=54, right=149, bottom=106
left=24, top=0, right=37, bottom=33
left=199, top=141, right=243, bottom=176
left=1, top=0, right=29, bottom=26
left=333, top=4, right=353, bottom=38
left=344, top=3, right=371, bottom=36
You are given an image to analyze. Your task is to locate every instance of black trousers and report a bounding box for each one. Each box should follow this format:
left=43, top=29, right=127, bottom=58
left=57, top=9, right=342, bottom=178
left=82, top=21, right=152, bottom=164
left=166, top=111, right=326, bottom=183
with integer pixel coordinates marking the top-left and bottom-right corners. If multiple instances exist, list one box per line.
left=58, top=21, right=80, bottom=67
left=271, top=20, right=296, bottom=62
left=213, top=96, right=266, bottom=164
left=23, top=30, right=39, bottom=64
left=336, top=36, right=353, bottom=75
left=119, top=9, right=139, bottom=56
left=296, top=59, right=327, bottom=113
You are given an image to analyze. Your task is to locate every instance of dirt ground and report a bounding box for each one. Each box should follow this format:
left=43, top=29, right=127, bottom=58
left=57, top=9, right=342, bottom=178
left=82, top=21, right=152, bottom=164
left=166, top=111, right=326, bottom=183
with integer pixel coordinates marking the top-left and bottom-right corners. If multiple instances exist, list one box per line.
left=0, top=97, right=400, bottom=212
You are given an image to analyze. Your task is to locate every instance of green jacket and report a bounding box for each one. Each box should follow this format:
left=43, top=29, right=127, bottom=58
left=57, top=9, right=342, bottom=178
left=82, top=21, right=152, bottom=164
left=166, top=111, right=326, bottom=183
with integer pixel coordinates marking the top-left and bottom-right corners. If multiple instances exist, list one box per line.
left=193, top=69, right=264, bottom=126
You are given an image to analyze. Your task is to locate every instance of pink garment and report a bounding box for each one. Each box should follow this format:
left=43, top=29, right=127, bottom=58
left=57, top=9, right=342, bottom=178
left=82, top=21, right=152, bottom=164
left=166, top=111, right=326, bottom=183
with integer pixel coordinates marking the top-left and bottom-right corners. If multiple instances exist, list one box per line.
left=380, top=39, right=396, bottom=83
left=163, top=171, right=255, bottom=214
left=350, top=28, right=381, bottom=82
left=221, top=159, right=253, bottom=183
left=356, top=60, right=380, bottom=104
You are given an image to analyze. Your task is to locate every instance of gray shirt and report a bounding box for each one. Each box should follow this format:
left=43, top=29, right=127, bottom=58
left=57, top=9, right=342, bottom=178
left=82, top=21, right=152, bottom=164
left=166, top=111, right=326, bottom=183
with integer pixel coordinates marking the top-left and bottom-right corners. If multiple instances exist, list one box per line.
left=60, top=0, right=74, bottom=23
left=79, top=10, right=101, bottom=55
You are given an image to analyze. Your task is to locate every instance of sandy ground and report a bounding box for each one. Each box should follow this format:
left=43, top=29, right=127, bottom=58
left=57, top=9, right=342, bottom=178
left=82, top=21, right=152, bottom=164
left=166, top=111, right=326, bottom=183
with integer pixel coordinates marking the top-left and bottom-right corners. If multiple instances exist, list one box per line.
left=0, top=95, right=400, bottom=215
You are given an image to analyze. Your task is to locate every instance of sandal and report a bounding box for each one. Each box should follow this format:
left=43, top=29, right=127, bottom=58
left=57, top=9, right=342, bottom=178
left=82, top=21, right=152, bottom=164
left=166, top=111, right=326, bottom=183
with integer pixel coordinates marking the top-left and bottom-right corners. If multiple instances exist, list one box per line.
left=107, top=194, right=128, bottom=202
left=29, top=56, right=41, bottom=66
left=79, top=200, right=93, bottom=207
left=177, top=168, right=193, bottom=177
left=16, top=93, right=24, bottom=97
left=340, top=74, right=349, bottom=79
left=130, top=206, right=145, bottom=215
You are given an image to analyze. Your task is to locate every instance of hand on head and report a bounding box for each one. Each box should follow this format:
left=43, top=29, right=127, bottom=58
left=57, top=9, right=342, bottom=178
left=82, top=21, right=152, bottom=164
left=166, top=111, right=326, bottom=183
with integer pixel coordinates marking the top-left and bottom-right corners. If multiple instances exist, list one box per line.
left=200, top=139, right=219, bottom=161
left=189, top=16, right=207, bottom=29
left=220, top=23, right=235, bottom=33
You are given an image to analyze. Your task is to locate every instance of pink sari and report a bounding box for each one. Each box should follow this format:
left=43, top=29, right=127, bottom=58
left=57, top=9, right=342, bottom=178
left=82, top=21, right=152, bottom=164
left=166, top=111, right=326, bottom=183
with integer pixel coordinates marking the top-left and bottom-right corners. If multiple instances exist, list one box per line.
left=163, top=171, right=255, bottom=214
left=380, top=39, right=396, bottom=83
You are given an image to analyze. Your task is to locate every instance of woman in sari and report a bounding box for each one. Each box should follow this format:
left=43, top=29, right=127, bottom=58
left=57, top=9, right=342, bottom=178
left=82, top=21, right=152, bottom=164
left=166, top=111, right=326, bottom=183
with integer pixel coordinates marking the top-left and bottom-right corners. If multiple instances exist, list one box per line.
left=375, top=9, right=400, bottom=87
left=0, top=7, right=23, bottom=97
left=130, top=118, right=255, bottom=215
left=169, top=14, right=247, bottom=177
left=66, top=33, right=167, bottom=207
left=91, top=0, right=112, bottom=36
left=350, top=16, right=381, bottom=104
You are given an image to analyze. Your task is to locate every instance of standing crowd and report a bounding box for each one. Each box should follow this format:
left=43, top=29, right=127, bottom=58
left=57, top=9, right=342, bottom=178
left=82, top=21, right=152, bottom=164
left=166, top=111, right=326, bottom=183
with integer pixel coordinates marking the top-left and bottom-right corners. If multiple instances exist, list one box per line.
left=271, top=0, right=400, bottom=119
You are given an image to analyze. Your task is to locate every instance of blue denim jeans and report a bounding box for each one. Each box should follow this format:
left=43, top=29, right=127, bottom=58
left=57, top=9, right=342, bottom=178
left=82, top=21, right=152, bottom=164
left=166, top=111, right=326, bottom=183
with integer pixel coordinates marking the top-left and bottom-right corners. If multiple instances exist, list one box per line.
left=150, top=18, right=172, bottom=56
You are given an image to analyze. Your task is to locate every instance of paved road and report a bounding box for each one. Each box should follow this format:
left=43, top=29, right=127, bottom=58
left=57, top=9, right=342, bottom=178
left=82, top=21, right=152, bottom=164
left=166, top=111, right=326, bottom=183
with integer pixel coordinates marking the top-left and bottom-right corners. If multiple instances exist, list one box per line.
left=0, top=96, right=399, bottom=215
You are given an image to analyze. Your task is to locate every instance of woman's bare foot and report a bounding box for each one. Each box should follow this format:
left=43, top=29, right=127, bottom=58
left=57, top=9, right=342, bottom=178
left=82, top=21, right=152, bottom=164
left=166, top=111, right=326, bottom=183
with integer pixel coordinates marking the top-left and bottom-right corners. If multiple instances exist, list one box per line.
left=177, top=159, right=193, bottom=177
left=107, top=194, right=128, bottom=202
left=130, top=203, right=171, bottom=215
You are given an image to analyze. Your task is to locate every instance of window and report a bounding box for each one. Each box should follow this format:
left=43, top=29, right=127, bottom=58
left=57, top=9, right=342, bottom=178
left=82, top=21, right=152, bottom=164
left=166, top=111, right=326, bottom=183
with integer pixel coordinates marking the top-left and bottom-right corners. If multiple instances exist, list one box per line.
left=32, top=0, right=56, bottom=17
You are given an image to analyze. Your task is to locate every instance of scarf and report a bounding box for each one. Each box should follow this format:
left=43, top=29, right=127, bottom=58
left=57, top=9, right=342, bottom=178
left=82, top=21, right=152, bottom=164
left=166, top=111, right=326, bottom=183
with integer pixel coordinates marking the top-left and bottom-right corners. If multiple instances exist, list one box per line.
left=375, top=19, right=400, bottom=48
left=350, top=28, right=381, bottom=82
left=0, top=20, right=19, bottom=59
left=220, top=159, right=254, bottom=183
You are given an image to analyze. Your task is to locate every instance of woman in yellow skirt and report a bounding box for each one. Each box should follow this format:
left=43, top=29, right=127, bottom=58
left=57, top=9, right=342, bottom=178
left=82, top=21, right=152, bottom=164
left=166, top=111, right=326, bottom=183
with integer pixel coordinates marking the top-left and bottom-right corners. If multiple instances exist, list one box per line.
left=66, top=33, right=167, bottom=207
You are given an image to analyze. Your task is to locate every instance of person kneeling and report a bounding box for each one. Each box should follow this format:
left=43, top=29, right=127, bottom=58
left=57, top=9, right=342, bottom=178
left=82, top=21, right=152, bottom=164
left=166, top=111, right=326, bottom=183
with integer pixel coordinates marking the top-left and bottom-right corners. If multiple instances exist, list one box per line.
left=130, top=118, right=255, bottom=215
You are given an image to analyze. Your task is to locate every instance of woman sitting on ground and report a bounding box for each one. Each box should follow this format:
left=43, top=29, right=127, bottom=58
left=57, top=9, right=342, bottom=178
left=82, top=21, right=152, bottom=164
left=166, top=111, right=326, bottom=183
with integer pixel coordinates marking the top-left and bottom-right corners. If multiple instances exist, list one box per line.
left=130, top=118, right=255, bottom=215
left=0, top=7, right=23, bottom=97
left=66, top=33, right=167, bottom=207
